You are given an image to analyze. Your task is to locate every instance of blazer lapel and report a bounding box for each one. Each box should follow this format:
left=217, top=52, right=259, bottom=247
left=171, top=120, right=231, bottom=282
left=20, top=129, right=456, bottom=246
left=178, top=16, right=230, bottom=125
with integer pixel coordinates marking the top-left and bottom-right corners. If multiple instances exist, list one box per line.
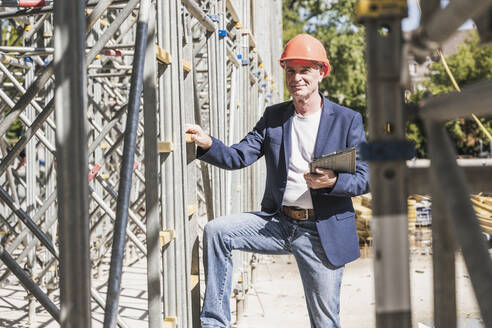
left=282, top=102, right=295, bottom=177
left=313, top=96, right=335, bottom=158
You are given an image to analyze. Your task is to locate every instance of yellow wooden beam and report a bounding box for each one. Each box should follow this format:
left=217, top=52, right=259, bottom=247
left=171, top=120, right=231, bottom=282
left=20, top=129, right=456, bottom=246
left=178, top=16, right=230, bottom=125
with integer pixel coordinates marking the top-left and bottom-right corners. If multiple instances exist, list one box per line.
left=190, top=274, right=199, bottom=289
left=155, top=45, right=172, bottom=65
left=159, top=230, right=176, bottom=247
left=185, top=133, right=194, bottom=143
left=158, top=141, right=174, bottom=153
left=188, top=204, right=197, bottom=216
left=162, top=317, right=177, bottom=328
left=183, top=59, right=192, bottom=72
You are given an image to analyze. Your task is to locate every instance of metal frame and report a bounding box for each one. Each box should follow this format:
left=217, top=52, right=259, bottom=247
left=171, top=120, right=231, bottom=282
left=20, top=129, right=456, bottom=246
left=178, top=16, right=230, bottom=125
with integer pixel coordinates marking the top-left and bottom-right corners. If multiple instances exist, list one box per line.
left=360, top=0, right=492, bottom=327
left=0, top=0, right=282, bottom=327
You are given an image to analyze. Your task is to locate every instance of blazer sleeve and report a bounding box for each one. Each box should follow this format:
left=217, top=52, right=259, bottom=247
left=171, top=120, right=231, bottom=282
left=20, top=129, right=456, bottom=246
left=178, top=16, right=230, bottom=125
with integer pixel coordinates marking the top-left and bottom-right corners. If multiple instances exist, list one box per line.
left=196, top=112, right=266, bottom=170
left=323, top=112, right=369, bottom=197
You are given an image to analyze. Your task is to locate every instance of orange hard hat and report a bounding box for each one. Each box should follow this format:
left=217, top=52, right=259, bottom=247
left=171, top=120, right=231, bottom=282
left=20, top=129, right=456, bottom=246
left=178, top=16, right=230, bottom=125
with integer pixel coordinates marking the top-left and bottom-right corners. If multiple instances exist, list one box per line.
left=279, top=34, right=331, bottom=77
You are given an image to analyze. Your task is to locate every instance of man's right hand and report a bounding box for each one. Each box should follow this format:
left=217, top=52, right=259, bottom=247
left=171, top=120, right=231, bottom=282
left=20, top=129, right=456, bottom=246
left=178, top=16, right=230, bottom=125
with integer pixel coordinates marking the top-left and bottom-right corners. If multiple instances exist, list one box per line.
left=185, top=124, right=213, bottom=150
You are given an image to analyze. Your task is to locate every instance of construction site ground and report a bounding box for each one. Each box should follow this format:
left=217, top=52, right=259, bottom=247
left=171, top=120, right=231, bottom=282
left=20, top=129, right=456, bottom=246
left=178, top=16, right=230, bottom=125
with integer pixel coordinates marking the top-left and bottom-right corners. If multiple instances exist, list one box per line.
left=0, top=234, right=487, bottom=328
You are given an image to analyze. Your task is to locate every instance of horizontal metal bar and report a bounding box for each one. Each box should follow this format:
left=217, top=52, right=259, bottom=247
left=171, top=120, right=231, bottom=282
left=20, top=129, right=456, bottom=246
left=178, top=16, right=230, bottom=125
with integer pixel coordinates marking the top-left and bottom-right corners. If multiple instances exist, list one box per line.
left=418, top=79, right=492, bottom=121
left=0, top=0, right=131, bottom=19
left=421, top=0, right=492, bottom=45
left=182, top=0, right=216, bottom=32
left=407, top=165, right=492, bottom=194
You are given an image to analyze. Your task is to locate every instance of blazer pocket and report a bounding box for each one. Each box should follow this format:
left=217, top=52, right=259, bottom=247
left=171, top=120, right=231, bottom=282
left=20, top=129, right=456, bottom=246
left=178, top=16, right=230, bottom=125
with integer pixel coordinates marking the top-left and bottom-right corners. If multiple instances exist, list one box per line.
left=336, top=212, right=354, bottom=221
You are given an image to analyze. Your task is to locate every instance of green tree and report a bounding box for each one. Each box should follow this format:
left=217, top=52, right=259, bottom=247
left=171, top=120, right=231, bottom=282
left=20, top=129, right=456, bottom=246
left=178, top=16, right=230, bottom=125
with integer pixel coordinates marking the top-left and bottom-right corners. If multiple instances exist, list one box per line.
left=410, top=30, right=492, bottom=157
left=282, top=0, right=367, bottom=114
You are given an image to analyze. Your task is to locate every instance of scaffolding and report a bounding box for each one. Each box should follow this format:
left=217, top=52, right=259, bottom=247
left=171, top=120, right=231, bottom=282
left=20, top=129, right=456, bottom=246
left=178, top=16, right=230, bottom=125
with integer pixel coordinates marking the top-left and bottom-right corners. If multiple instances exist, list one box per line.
left=357, top=0, right=492, bottom=327
left=0, top=0, right=283, bottom=327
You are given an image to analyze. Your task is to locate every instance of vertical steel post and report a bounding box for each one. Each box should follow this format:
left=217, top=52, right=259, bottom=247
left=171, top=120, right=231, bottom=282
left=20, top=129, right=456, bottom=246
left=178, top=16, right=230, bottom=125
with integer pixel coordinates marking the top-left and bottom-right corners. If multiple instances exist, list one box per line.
left=103, top=0, right=151, bottom=326
left=426, top=121, right=492, bottom=328
left=363, top=11, right=411, bottom=328
left=157, top=0, right=176, bottom=318
left=417, top=1, right=458, bottom=326
left=143, top=3, right=162, bottom=327
left=54, top=0, right=91, bottom=326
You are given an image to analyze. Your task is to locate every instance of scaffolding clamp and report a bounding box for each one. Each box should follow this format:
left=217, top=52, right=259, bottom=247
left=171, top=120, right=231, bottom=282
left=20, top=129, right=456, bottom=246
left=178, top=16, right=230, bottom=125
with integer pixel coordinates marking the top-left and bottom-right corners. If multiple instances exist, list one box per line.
left=360, top=140, right=415, bottom=161
left=159, top=230, right=176, bottom=247
left=162, top=317, right=177, bottom=328
left=218, top=29, right=227, bottom=37
left=355, top=0, right=407, bottom=22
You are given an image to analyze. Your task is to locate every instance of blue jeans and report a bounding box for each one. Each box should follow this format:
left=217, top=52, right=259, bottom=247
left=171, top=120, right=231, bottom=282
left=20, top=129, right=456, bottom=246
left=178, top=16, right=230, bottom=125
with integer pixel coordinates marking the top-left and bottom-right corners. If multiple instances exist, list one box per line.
left=200, top=212, right=344, bottom=328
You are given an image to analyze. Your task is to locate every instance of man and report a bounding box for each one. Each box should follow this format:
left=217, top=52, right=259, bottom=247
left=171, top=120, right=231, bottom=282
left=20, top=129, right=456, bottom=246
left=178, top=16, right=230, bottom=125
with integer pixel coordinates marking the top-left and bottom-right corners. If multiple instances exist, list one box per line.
left=186, top=33, right=369, bottom=328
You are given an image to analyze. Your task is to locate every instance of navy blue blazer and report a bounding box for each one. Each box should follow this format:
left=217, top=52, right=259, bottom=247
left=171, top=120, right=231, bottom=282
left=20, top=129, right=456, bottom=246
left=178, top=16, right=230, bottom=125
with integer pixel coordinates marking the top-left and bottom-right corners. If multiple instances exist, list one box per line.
left=197, top=96, right=369, bottom=267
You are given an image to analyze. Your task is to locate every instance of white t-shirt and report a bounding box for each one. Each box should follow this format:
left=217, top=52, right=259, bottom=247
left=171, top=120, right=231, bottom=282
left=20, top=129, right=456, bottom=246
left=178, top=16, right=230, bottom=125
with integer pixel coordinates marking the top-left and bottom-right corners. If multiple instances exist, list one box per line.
left=281, top=108, right=322, bottom=209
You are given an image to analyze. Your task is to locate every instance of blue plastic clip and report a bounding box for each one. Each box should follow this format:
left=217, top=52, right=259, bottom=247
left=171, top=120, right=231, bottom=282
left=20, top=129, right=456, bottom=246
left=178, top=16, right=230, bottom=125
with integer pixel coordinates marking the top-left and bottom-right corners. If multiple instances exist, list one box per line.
left=236, top=54, right=242, bottom=59
left=208, top=14, right=219, bottom=22
left=266, top=94, right=272, bottom=98
left=260, top=83, right=266, bottom=88
left=218, top=29, right=227, bottom=37
left=24, top=56, right=32, bottom=63
left=241, top=59, right=250, bottom=65
left=44, top=59, right=51, bottom=66
left=39, top=160, right=45, bottom=166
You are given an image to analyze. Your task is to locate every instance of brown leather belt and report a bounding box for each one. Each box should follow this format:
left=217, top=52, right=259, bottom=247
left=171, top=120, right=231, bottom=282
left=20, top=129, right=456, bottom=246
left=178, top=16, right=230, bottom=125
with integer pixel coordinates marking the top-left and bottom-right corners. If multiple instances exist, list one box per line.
left=282, top=206, right=315, bottom=220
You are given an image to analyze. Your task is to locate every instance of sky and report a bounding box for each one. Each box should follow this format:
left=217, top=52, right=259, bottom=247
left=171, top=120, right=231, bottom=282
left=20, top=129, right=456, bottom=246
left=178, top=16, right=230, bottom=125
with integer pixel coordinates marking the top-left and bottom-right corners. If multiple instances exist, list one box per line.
left=402, top=0, right=475, bottom=31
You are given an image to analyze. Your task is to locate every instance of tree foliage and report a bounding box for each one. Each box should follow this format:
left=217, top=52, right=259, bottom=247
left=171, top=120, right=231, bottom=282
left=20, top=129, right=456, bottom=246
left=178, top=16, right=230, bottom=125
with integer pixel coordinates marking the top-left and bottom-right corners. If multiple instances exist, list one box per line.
left=409, top=30, right=492, bottom=157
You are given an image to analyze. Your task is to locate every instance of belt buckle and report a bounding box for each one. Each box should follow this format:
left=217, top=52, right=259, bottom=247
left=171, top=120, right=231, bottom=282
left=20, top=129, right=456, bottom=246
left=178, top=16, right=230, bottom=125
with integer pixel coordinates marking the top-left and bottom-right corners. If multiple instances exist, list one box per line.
left=300, top=209, right=309, bottom=220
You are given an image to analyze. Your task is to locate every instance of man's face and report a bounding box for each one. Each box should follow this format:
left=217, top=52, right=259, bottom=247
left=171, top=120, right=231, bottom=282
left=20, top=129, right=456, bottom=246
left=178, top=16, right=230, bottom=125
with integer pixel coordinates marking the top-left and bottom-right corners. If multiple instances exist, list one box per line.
left=284, top=59, right=324, bottom=100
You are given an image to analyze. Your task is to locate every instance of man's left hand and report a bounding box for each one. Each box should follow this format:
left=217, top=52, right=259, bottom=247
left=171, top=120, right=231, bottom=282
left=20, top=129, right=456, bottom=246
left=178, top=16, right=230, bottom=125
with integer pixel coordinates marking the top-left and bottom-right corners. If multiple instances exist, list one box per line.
left=304, top=168, right=338, bottom=189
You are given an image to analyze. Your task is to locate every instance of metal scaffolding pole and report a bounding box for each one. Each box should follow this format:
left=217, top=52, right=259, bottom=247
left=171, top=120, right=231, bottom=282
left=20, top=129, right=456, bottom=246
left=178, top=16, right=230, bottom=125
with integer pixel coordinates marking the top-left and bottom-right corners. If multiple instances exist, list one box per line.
left=426, top=122, right=492, bottom=328
left=0, top=245, right=60, bottom=322
left=142, top=3, right=162, bottom=327
left=103, top=1, right=151, bottom=325
left=361, top=10, right=411, bottom=328
left=54, top=0, right=91, bottom=327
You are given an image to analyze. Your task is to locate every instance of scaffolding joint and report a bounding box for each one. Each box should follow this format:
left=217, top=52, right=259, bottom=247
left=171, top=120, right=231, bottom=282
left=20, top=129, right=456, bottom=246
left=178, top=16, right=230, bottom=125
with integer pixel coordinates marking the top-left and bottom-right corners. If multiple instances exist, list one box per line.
left=360, top=140, right=415, bottom=162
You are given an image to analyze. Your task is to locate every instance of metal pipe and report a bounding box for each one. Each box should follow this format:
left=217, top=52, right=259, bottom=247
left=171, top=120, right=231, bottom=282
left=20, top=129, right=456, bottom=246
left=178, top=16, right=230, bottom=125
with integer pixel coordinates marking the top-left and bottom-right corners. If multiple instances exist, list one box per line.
left=431, top=181, right=457, bottom=328
left=182, top=0, right=216, bottom=32
left=0, top=62, right=56, bottom=130
left=103, top=0, right=150, bottom=326
left=0, top=98, right=55, bottom=175
left=142, top=6, right=162, bottom=326
left=88, top=186, right=147, bottom=255
left=0, top=245, right=60, bottom=322
left=421, top=0, right=492, bottom=45
left=364, top=17, right=411, bottom=327
left=54, top=0, right=91, bottom=326
left=407, top=165, right=492, bottom=194
left=0, top=0, right=131, bottom=19
left=419, top=79, right=492, bottom=121
left=94, top=174, right=147, bottom=233
left=157, top=0, right=176, bottom=317
left=0, top=0, right=139, bottom=139
left=0, top=186, right=58, bottom=257
left=426, top=121, right=492, bottom=327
